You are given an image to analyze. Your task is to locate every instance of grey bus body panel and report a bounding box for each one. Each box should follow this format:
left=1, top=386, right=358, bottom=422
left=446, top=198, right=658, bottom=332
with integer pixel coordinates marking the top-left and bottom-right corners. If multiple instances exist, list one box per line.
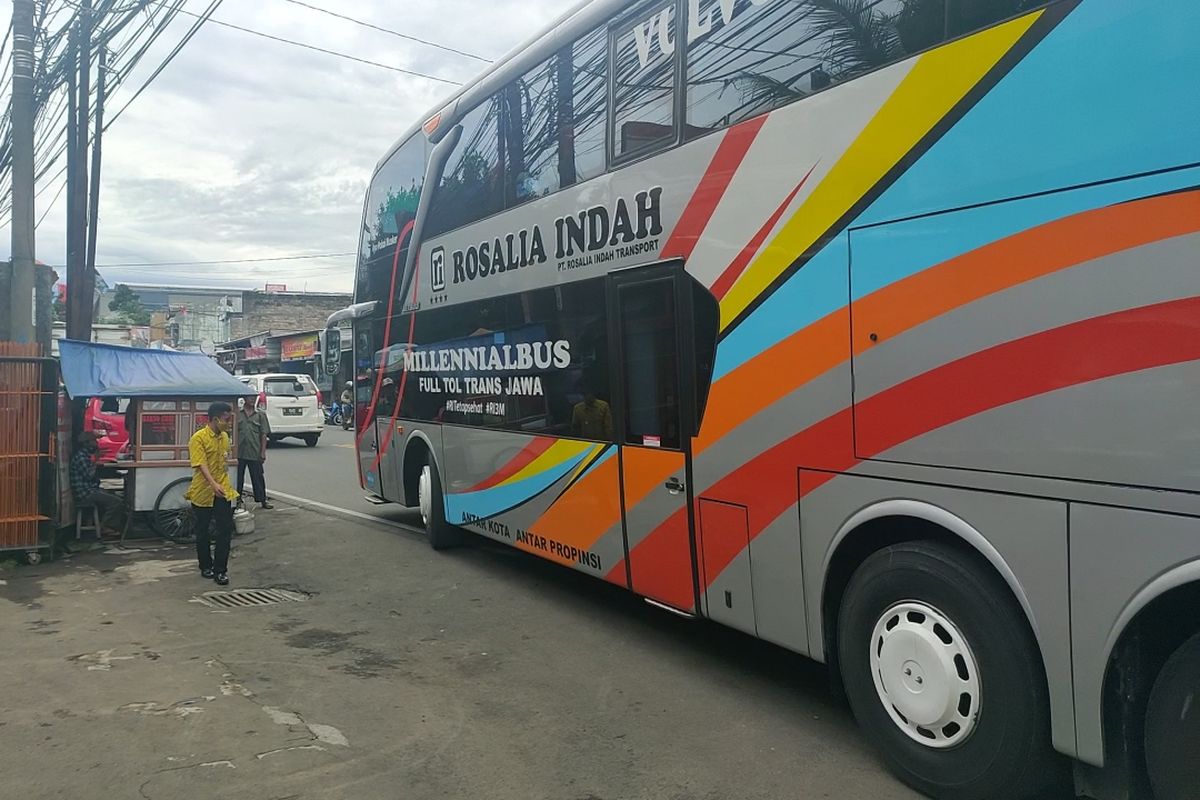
left=1070, top=505, right=1200, bottom=765
left=800, top=475, right=1075, bottom=757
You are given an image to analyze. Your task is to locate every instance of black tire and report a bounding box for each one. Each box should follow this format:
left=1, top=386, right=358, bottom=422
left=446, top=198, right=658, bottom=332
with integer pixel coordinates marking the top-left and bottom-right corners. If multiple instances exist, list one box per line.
left=153, top=476, right=195, bottom=542
left=303, top=435, right=319, bottom=447
left=1145, top=631, right=1200, bottom=800
left=422, top=460, right=463, bottom=550
left=837, top=540, right=1060, bottom=800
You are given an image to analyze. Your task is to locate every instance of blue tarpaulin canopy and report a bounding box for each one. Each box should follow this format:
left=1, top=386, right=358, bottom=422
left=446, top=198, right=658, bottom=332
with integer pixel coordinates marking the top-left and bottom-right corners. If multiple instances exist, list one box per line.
left=58, top=340, right=256, bottom=398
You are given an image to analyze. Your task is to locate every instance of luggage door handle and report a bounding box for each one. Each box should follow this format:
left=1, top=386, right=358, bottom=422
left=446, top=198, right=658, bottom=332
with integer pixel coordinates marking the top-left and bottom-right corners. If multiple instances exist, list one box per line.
left=664, top=476, right=685, bottom=495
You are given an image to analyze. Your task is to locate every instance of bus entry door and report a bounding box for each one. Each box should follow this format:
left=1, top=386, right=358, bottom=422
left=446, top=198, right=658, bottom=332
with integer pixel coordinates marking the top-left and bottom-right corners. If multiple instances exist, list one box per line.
left=609, top=265, right=697, bottom=613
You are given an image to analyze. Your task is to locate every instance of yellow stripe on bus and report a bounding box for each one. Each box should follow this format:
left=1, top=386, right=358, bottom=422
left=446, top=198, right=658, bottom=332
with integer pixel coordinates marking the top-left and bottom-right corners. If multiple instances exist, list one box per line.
left=719, top=11, right=1042, bottom=330
left=496, top=439, right=598, bottom=488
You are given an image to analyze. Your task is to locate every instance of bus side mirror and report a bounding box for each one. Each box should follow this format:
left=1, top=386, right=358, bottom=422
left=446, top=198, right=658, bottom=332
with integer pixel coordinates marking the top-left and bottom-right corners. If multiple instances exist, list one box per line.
left=323, top=328, right=342, bottom=376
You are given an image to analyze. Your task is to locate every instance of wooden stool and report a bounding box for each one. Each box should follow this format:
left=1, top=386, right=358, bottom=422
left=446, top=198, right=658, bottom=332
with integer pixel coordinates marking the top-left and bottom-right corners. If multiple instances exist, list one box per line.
left=75, top=505, right=101, bottom=540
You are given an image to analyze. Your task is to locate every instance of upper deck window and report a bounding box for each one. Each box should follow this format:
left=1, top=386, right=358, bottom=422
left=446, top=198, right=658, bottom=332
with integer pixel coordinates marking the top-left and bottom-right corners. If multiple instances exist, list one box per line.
left=612, top=2, right=680, bottom=162
left=425, top=96, right=506, bottom=239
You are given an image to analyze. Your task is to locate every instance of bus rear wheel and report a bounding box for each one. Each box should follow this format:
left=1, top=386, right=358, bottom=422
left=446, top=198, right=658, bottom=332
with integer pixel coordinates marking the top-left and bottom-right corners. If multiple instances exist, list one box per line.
left=837, top=541, right=1060, bottom=800
left=418, top=461, right=462, bottom=551
left=1145, top=631, right=1200, bottom=800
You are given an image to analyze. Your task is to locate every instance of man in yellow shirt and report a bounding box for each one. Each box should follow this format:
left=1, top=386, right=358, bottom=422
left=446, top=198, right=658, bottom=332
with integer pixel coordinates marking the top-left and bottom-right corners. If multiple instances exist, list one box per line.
left=187, top=401, right=239, bottom=585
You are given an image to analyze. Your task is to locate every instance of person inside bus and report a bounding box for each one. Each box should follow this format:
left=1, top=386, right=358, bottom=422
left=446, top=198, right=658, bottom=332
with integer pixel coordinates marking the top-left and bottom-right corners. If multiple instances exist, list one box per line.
left=379, top=376, right=398, bottom=415
left=571, top=386, right=612, bottom=441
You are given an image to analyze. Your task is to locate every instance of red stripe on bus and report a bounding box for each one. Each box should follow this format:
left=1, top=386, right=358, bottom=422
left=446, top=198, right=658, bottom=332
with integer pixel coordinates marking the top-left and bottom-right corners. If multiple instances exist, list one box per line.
left=369, top=244, right=423, bottom=478
left=709, top=164, right=816, bottom=300
left=352, top=219, right=415, bottom=484
left=464, top=437, right=557, bottom=492
left=356, top=220, right=415, bottom=483
left=662, top=115, right=768, bottom=261
left=627, top=296, right=1200, bottom=596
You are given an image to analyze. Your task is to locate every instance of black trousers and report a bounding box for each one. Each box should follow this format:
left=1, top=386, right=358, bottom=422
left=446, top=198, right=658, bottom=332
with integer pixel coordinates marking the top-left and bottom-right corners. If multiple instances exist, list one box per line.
left=194, top=498, right=233, bottom=574
left=237, top=459, right=267, bottom=503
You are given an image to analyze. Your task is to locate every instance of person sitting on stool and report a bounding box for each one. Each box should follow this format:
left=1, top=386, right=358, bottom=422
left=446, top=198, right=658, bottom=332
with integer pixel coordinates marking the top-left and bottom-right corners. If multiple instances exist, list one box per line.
left=69, top=430, right=124, bottom=534
left=236, top=397, right=272, bottom=510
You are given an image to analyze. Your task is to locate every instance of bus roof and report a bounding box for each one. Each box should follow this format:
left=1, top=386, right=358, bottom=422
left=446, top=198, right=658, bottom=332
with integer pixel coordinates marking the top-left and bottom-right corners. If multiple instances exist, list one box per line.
left=373, top=0, right=629, bottom=176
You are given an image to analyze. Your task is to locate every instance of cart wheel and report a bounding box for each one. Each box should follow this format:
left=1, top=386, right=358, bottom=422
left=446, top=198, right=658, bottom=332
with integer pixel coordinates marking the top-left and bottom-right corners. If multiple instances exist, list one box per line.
left=153, top=476, right=195, bottom=542
left=25, top=550, right=42, bottom=565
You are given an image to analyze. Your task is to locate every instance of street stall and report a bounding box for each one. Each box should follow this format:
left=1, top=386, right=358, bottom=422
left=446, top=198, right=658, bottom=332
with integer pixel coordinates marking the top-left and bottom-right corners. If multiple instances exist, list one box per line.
left=58, top=340, right=256, bottom=540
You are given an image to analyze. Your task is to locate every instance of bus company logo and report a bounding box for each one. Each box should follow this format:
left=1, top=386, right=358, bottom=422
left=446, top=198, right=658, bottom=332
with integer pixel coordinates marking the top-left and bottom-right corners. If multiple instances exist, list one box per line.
left=448, top=187, right=664, bottom=286
left=430, top=246, right=446, bottom=292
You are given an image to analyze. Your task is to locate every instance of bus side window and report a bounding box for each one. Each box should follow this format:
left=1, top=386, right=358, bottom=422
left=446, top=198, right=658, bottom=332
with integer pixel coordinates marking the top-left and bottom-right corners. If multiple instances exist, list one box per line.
left=612, top=2, right=680, bottom=162
left=563, top=28, right=608, bottom=185
left=425, top=96, right=506, bottom=238
left=683, top=0, right=1040, bottom=140
left=504, top=58, right=562, bottom=207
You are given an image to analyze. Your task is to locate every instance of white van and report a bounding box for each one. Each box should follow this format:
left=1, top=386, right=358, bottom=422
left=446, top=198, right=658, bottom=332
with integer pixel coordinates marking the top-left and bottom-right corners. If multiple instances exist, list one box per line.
left=239, top=373, right=323, bottom=447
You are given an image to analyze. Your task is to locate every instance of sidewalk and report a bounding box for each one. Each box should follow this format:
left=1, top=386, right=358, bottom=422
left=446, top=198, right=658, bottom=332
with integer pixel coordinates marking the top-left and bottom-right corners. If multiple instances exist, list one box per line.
left=0, top=507, right=430, bottom=800
left=0, top=502, right=916, bottom=800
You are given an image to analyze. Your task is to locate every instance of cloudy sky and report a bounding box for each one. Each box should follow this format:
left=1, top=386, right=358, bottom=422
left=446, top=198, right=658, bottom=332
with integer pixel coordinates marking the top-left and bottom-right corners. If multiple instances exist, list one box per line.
left=1, top=0, right=562, bottom=292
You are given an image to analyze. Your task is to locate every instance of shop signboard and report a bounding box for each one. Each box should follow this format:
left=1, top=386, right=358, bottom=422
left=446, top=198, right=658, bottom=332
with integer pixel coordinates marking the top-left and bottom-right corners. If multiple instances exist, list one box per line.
left=281, top=333, right=318, bottom=362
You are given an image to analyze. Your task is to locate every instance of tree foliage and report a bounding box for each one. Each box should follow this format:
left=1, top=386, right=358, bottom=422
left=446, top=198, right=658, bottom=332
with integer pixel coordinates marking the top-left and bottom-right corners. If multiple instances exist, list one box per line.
left=107, top=283, right=151, bottom=325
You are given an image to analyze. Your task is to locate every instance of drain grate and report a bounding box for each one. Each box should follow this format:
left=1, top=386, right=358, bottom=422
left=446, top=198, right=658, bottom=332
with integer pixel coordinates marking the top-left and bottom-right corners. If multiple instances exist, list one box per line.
left=193, top=588, right=308, bottom=609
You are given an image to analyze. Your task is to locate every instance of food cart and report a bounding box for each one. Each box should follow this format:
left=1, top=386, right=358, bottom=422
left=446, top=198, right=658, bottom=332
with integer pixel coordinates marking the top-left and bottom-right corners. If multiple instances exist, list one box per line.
left=58, top=341, right=256, bottom=540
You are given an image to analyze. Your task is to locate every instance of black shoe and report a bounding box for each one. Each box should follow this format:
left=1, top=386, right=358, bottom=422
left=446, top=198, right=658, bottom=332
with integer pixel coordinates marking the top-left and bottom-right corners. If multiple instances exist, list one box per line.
left=259, top=502, right=274, bottom=510
left=201, top=568, right=214, bottom=579
left=214, top=573, right=229, bottom=586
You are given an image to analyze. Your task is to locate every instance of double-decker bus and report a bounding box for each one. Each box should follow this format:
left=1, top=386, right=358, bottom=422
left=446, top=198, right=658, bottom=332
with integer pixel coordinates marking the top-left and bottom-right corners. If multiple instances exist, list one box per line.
left=326, top=2, right=1200, bottom=797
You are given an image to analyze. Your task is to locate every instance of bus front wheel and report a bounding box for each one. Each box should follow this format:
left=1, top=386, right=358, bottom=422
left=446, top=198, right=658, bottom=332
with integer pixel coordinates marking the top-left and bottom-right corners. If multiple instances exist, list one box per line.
left=837, top=540, right=1060, bottom=800
left=418, top=461, right=462, bottom=551
left=1145, top=631, right=1200, bottom=800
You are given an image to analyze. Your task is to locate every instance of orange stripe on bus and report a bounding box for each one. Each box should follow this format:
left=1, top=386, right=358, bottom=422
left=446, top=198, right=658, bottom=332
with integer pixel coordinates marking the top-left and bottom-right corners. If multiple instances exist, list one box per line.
left=528, top=453, right=622, bottom=548
left=851, top=189, right=1200, bottom=356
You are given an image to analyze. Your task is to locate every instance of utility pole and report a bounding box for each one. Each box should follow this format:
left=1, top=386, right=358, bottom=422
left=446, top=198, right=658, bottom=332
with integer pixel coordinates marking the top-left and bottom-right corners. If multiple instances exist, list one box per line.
left=85, top=48, right=106, bottom=295
left=65, top=1, right=96, bottom=343
left=64, top=24, right=80, bottom=339
left=66, top=1, right=94, bottom=341
left=8, top=0, right=37, bottom=345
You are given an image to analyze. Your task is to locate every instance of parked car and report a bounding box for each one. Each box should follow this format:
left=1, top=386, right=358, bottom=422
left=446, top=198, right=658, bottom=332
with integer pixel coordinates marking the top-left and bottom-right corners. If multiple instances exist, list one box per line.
left=238, top=374, right=323, bottom=447
left=83, top=396, right=130, bottom=461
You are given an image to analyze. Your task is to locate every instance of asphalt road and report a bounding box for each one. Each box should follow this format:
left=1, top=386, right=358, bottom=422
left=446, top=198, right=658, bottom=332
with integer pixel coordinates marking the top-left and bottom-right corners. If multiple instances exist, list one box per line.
left=245, top=423, right=1072, bottom=800
left=261, top=423, right=420, bottom=525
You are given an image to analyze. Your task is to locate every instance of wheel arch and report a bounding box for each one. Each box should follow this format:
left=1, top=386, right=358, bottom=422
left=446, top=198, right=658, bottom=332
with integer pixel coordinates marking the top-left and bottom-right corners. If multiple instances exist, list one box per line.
left=819, top=499, right=1043, bottom=666
left=1089, top=563, right=1200, bottom=780
left=401, top=430, right=439, bottom=507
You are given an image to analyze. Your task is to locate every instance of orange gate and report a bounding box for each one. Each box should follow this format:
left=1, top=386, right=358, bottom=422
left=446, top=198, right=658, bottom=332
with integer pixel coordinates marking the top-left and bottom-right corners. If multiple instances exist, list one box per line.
left=0, top=342, right=56, bottom=557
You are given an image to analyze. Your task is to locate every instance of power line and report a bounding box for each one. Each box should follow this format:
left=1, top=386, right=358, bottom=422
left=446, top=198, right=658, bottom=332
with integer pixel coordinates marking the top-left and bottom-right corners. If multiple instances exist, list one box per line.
left=279, top=0, right=492, bottom=64
left=103, top=0, right=227, bottom=130
left=165, top=3, right=464, bottom=86
left=96, top=251, right=356, bottom=267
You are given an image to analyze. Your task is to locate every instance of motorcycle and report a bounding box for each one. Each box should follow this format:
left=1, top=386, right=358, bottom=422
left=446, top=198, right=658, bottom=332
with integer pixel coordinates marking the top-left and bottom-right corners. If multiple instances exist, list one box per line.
left=323, top=402, right=344, bottom=427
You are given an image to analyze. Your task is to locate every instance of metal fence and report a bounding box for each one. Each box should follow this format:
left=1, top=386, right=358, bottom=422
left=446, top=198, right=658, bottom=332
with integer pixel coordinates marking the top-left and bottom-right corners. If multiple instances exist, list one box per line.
left=0, top=342, right=56, bottom=556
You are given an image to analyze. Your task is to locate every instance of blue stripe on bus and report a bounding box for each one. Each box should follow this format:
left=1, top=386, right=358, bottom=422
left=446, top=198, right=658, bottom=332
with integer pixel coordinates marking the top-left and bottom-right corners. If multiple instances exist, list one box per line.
left=444, top=448, right=595, bottom=523
left=857, top=0, right=1200, bottom=227
left=715, top=164, right=1200, bottom=383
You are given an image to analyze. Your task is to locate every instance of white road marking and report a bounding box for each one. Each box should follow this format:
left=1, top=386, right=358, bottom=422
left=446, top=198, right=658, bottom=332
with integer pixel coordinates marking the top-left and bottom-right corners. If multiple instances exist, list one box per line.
left=268, top=490, right=418, bottom=531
